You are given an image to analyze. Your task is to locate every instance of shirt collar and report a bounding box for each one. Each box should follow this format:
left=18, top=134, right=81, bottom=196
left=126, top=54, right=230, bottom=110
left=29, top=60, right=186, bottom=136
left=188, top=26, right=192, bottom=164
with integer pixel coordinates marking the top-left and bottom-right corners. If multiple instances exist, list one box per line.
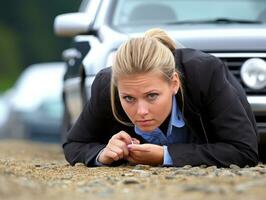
left=171, top=95, right=185, bottom=128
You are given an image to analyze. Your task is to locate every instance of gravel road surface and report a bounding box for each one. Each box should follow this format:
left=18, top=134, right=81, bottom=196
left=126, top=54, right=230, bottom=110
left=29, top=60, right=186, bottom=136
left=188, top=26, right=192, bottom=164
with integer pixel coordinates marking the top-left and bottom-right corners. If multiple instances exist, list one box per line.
left=0, top=139, right=266, bottom=200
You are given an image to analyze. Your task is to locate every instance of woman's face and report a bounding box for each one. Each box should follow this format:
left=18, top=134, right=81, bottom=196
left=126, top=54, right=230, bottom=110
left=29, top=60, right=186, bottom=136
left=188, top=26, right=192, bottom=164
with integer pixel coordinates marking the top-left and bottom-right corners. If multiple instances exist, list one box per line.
left=117, top=70, right=180, bottom=132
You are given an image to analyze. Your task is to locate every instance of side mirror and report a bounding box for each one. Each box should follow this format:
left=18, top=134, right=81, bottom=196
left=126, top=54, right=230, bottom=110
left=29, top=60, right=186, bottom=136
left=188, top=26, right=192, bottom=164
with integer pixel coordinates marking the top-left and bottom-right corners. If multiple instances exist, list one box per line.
left=54, top=13, right=92, bottom=37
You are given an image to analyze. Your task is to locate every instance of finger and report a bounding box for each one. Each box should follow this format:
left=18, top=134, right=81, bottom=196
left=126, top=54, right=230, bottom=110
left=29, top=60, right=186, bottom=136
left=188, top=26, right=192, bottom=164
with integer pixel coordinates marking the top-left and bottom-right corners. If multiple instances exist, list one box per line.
left=127, top=144, right=150, bottom=152
left=112, top=131, right=132, bottom=144
left=107, top=144, right=124, bottom=159
left=109, top=139, right=129, bottom=157
left=105, top=149, right=120, bottom=161
left=131, top=138, right=140, bottom=144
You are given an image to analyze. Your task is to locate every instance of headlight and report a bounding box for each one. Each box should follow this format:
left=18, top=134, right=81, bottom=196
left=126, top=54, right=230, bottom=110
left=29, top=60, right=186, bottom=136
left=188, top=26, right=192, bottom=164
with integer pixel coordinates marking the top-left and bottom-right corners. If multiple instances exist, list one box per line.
left=240, top=58, right=266, bottom=90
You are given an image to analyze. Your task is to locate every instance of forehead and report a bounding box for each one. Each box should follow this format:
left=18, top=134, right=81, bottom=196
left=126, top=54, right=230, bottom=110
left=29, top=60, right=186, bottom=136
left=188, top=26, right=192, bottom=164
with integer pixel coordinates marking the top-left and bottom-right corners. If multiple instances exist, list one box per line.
left=117, top=71, right=169, bottom=93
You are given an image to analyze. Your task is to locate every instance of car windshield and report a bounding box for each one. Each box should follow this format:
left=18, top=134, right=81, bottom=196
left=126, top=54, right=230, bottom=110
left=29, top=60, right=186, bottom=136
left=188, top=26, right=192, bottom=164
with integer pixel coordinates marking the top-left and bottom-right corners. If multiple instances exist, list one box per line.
left=112, top=0, right=266, bottom=26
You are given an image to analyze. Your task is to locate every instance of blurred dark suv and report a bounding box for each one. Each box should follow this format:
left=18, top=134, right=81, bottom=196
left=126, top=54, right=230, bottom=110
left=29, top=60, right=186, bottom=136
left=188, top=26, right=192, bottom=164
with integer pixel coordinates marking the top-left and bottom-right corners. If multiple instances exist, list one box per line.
left=54, top=0, right=266, bottom=159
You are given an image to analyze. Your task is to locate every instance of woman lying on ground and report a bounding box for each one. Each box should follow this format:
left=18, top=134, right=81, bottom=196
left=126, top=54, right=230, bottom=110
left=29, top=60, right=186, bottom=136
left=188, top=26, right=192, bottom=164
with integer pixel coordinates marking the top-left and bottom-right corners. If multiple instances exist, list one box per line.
left=63, top=28, right=259, bottom=167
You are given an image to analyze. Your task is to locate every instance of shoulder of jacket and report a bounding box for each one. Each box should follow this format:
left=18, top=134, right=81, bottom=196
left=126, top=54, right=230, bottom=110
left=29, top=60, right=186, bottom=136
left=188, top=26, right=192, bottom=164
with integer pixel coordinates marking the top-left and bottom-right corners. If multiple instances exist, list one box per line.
left=174, top=48, right=222, bottom=71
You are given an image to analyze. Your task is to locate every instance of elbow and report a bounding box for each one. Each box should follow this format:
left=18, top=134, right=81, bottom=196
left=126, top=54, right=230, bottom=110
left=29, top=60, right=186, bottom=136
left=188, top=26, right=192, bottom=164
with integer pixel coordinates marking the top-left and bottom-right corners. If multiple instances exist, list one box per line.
left=238, top=146, right=259, bottom=167
left=63, top=142, right=77, bottom=166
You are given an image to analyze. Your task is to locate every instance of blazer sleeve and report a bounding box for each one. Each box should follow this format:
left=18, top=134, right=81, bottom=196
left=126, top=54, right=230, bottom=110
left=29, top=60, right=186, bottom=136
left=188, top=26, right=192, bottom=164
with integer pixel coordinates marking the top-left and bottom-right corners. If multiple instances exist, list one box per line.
left=62, top=68, right=113, bottom=166
left=168, top=52, right=259, bottom=167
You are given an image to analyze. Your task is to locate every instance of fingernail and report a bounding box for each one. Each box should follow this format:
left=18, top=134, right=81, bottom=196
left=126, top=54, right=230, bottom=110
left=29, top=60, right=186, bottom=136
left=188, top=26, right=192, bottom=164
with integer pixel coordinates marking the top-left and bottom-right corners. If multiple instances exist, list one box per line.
left=127, top=144, right=132, bottom=149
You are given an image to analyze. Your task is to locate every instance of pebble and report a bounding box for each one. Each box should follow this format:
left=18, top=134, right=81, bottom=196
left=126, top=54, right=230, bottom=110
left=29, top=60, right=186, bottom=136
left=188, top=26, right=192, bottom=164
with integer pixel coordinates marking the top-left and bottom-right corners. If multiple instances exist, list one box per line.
left=229, top=164, right=240, bottom=170
left=74, top=163, right=85, bottom=167
left=165, top=175, right=175, bottom=180
left=182, top=185, right=225, bottom=194
left=122, top=178, right=140, bottom=185
left=133, top=164, right=151, bottom=170
left=215, top=169, right=236, bottom=177
left=152, top=171, right=158, bottom=175
left=182, top=165, right=192, bottom=169
left=188, top=170, right=208, bottom=177
left=206, top=166, right=217, bottom=172
left=235, top=170, right=258, bottom=177
left=131, top=169, right=151, bottom=177
left=121, top=173, right=134, bottom=177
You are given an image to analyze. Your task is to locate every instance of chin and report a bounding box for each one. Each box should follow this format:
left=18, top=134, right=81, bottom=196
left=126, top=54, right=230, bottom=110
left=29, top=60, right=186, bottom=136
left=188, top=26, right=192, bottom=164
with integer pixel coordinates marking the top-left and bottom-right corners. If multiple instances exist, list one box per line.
left=138, top=126, right=157, bottom=133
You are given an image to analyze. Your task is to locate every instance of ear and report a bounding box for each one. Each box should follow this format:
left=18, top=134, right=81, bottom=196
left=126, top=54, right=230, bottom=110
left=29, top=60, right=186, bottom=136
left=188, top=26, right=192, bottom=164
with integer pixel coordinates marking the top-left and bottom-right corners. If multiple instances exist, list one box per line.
left=171, top=72, right=180, bottom=95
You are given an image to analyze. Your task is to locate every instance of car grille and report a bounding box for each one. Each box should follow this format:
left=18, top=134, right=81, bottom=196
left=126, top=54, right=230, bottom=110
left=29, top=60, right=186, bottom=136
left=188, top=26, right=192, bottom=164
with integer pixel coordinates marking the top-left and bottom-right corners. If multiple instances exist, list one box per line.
left=211, top=53, right=266, bottom=95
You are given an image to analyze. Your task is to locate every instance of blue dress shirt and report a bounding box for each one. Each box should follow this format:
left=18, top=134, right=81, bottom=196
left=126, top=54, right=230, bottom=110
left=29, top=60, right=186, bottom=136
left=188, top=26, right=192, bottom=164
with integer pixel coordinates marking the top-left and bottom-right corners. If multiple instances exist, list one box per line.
left=134, top=96, right=188, bottom=166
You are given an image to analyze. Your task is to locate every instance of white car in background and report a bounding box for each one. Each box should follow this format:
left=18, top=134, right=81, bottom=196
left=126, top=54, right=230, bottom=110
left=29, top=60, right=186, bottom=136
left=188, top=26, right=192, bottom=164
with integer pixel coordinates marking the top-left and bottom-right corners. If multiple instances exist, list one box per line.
left=0, top=62, right=65, bottom=142
left=0, top=95, right=8, bottom=130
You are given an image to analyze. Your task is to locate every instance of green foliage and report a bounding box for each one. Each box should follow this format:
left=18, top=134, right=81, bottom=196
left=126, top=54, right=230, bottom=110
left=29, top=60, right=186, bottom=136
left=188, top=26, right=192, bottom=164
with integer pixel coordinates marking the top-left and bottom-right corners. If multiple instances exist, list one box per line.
left=0, top=0, right=81, bottom=91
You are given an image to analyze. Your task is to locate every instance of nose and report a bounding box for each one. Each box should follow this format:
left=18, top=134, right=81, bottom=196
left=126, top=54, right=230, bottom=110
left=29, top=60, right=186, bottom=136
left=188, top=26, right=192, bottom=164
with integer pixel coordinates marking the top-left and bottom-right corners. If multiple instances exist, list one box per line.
left=137, top=100, right=149, bottom=117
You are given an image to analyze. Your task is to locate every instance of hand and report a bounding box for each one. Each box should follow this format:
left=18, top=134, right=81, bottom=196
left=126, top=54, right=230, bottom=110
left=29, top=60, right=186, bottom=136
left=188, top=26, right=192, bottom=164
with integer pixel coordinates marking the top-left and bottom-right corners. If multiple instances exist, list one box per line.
left=98, top=131, right=139, bottom=165
left=126, top=144, right=164, bottom=166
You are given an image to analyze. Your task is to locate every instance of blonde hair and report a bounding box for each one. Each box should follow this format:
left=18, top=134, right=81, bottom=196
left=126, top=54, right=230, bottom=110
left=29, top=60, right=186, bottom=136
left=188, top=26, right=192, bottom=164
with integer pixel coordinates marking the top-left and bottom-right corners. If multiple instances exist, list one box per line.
left=111, top=28, right=182, bottom=125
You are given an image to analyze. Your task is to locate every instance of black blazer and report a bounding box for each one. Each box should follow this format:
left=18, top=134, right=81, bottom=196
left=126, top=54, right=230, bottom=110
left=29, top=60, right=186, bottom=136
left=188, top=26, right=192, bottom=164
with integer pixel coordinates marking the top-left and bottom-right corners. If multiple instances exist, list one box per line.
left=63, top=48, right=259, bottom=167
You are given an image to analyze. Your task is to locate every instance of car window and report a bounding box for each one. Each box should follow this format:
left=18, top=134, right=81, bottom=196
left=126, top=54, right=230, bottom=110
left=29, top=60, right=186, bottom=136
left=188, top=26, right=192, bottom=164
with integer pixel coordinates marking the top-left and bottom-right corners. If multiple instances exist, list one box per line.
left=112, top=0, right=266, bottom=26
left=38, top=98, right=63, bottom=119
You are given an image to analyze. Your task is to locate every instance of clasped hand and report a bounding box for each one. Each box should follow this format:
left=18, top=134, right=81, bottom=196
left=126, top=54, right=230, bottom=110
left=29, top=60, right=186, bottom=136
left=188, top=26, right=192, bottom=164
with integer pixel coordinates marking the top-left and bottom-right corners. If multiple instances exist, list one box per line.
left=98, top=131, right=163, bottom=166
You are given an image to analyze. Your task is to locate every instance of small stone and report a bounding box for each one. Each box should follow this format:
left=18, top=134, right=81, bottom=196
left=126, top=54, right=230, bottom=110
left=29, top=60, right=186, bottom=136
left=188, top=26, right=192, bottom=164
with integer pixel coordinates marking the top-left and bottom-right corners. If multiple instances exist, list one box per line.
left=34, top=164, right=41, bottom=167
left=133, top=164, right=151, bottom=170
left=235, top=170, right=258, bottom=177
left=74, top=162, right=85, bottom=167
left=188, top=170, right=207, bottom=177
left=182, top=165, right=192, bottom=169
left=215, top=169, right=235, bottom=177
left=131, top=169, right=151, bottom=177
left=121, top=173, right=134, bottom=177
left=182, top=185, right=225, bottom=194
left=152, top=171, right=158, bottom=175
left=122, top=178, right=139, bottom=185
left=206, top=166, right=217, bottom=172
left=165, top=175, right=175, bottom=180
left=229, top=164, right=240, bottom=170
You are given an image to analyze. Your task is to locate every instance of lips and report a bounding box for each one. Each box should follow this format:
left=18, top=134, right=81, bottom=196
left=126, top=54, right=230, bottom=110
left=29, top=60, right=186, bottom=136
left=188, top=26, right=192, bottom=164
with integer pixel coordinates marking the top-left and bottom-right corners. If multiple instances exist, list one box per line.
left=136, top=119, right=154, bottom=126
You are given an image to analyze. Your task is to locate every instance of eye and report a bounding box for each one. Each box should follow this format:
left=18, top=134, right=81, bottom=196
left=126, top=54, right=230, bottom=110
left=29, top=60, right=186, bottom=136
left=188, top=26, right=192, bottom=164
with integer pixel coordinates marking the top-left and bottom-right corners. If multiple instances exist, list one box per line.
left=147, top=93, right=159, bottom=101
left=123, top=96, right=135, bottom=103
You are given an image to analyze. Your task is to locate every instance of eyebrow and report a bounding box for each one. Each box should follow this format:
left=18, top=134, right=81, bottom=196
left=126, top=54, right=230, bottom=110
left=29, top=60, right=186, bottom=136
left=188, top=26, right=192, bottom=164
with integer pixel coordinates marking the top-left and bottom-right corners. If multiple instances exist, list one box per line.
left=143, top=90, right=159, bottom=95
left=119, top=90, right=159, bottom=96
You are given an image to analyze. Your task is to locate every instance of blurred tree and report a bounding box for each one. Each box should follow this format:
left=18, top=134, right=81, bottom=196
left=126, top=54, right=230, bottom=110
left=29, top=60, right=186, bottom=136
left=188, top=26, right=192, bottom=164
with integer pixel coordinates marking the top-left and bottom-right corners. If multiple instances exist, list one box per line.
left=0, top=0, right=81, bottom=92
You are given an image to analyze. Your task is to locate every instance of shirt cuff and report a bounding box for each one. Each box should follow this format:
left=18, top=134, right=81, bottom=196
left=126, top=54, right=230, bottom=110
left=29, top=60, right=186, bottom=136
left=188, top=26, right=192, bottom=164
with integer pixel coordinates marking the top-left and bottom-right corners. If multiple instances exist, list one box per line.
left=163, top=145, right=173, bottom=166
left=94, top=149, right=105, bottom=166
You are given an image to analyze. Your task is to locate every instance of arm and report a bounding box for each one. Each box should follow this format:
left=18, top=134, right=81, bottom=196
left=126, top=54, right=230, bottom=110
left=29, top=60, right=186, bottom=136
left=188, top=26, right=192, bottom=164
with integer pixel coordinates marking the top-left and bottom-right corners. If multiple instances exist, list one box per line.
left=169, top=51, right=259, bottom=167
left=63, top=68, right=116, bottom=166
